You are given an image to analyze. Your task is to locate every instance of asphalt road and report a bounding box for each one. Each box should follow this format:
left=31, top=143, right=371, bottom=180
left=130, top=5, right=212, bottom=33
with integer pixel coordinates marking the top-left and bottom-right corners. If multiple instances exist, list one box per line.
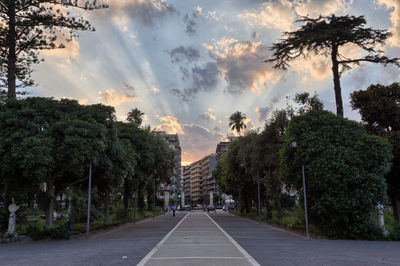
left=2, top=211, right=400, bottom=266
left=0, top=213, right=186, bottom=266
left=209, top=212, right=400, bottom=266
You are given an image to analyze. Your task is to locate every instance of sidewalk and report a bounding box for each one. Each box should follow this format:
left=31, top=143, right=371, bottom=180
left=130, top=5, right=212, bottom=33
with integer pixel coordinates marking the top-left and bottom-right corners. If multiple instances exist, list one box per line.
left=137, top=212, right=260, bottom=266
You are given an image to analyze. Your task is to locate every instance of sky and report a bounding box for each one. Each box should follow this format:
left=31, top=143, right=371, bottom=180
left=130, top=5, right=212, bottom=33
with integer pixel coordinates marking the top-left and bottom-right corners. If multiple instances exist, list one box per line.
left=28, top=0, right=400, bottom=165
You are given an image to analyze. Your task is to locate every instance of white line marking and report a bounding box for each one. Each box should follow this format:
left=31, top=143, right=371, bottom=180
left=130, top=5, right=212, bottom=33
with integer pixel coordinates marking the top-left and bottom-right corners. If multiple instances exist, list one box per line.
left=149, top=256, right=247, bottom=260
left=206, top=213, right=261, bottom=266
left=162, top=244, right=232, bottom=247
left=136, top=213, right=190, bottom=266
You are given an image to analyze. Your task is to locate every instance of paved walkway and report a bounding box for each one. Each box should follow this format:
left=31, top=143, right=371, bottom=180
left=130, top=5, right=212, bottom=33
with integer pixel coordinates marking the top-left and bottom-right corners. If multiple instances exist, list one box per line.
left=137, top=212, right=260, bottom=266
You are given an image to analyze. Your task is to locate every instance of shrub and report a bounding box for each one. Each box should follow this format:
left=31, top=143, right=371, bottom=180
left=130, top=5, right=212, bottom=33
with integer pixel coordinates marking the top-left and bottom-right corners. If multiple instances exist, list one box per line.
left=280, top=110, right=392, bottom=239
left=26, top=224, right=70, bottom=241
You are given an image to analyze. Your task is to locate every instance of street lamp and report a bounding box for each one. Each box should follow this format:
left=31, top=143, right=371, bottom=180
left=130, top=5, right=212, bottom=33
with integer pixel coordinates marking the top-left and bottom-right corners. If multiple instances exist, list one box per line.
left=291, top=141, right=310, bottom=240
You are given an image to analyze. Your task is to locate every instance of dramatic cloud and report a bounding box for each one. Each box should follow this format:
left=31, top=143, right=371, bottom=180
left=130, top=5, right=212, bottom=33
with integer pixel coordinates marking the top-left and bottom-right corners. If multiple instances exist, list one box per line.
left=109, top=0, right=176, bottom=29
left=198, top=109, right=217, bottom=122
left=170, top=46, right=201, bottom=64
left=183, top=14, right=197, bottom=35
left=98, top=88, right=141, bottom=106
left=152, top=87, right=160, bottom=93
left=239, top=0, right=295, bottom=31
left=256, top=106, right=271, bottom=122
left=192, top=6, right=203, bottom=18
left=171, top=62, right=220, bottom=101
left=155, top=115, right=185, bottom=134
left=377, top=0, right=400, bottom=47
left=210, top=38, right=283, bottom=94
left=295, top=0, right=351, bottom=17
left=180, top=123, right=225, bottom=163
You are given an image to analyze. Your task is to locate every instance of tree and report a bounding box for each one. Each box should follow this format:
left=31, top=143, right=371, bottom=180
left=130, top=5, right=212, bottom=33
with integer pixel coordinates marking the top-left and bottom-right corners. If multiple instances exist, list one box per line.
left=266, top=15, right=400, bottom=117
left=0, top=0, right=107, bottom=98
left=229, top=111, right=247, bottom=136
left=350, top=83, right=400, bottom=222
left=0, top=98, right=113, bottom=228
left=126, top=108, right=144, bottom=126
left=280, top=110, right=391, bottom=239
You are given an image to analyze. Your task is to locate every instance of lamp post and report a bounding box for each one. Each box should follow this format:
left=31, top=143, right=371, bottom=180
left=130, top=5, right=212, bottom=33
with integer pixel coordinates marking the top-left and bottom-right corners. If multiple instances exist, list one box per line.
left=257, top=173, right=261, bottom=224
left=86, top=163, right=92, bottom=240
left=291, top=141, right=310, bottom=240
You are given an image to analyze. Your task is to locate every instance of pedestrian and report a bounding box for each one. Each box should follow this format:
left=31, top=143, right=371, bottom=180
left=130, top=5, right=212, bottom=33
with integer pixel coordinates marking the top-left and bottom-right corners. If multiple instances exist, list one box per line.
left=172, top=205, right=176, bottom=217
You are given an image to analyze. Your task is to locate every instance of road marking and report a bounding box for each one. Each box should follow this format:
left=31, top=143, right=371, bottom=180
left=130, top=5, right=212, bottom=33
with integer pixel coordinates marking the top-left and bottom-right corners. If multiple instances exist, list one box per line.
left=162, top=244, right=232, bottom=247
left=149, top=256, right=247, bottom=260
left=206, top=213, right=261, bottom=266
left=136, top=213, right=190, bottom=266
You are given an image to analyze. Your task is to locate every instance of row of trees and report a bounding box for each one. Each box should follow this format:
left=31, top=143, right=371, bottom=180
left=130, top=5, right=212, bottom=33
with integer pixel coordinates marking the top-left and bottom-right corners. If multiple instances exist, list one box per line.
left=0, top=98, right=174, bottom=229
left=217, top=87, right=400, bottom=239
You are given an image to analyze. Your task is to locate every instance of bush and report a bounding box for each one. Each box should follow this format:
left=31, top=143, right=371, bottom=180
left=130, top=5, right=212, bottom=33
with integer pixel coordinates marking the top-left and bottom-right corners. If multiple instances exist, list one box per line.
left=26, top=224, right=70, bottom=241
left=281, top=110, right=392, bottom=239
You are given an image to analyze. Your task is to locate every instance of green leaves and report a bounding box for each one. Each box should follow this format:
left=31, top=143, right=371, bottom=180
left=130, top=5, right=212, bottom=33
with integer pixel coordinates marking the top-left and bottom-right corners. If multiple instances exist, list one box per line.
left=281, top=110, right=391, bottom=238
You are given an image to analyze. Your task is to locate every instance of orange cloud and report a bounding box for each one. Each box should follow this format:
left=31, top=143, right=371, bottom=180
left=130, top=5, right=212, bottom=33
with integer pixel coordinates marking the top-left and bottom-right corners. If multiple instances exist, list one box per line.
left=239, top=0, right=295, bottom=32
left=155, top=115, right=185, bottom=134
left=377, top=0, right=400, bottom=48
left=98, top=89, right=141, bottom=106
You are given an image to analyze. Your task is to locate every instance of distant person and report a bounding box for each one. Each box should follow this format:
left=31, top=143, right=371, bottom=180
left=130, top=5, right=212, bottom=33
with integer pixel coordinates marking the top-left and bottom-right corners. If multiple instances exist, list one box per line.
left=172, top=205, right=176, bottom=216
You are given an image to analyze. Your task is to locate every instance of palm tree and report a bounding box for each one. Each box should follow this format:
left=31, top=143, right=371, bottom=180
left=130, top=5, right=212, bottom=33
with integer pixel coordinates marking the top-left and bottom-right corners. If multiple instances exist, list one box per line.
left=229, top=111, right=247, bottom=136
left=126, top=108, right=144, bottom=126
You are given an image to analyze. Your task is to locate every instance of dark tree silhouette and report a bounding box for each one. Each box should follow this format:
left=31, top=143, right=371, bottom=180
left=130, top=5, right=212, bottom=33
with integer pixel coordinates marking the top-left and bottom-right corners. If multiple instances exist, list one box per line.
left=229, top=111, right=247, bottom=136
left=0, top=0, right=107, bottom=98
left=126, top=108, right=144, bottom=126
left=266, top=15, right=400, bottom=117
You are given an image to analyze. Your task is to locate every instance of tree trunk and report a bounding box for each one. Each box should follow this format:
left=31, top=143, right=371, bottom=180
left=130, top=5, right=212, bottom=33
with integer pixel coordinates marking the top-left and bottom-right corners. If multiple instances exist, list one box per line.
left=123, top=181, right=129, bottom=213
left=104, top=197, right=110, bottom=224
left=392, top=194, right=400, bottom=223
left=265, top=195, right=272, bottom=220
left=275, top=193, right=282, bottom=218
left=7, top=1, right=17, bottom=99
left=45, top=184, right=55, bottom=229
left=331, top=45, right=343, bottom=117
left=138, top=190, right=145, bottom=212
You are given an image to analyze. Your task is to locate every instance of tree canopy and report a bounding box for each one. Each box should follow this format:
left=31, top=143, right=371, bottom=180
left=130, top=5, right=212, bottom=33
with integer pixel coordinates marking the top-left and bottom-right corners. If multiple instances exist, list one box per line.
left=0, top=0, right=107, bottom=98
left=229, top=111, right=247, bottom=136
left=351, top=82, right=400, bottom=222
left=280, top=110, right=391, bottom=238
left=266, top=15, right=400, bottom=117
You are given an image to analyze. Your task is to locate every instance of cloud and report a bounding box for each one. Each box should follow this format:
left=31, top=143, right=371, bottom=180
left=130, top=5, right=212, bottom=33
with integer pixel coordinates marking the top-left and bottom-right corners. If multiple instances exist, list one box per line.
left=256, top=106, right=271, bottom=122
left=183, top=14, right=197, bottom=35
left=155, top=115, right=185, bottom=134
left=180, top=123, right=225, bottom=163
left=211, top=38, right=283, bottom=94
left=295, top=0, right=352, bottom=18
left=109, top=0, right=176, bottom=29
left=239, top=0, right=296, bottom=32
left=79, top=98, right=88, bottom=105
left=193, top=6, right=203, bottom=18
left=152, top=87, right=160, bottom=93
left=377, top=0, right=400, bottom=48
left=170, top=46, right=201, bottom=64
left=98, top=87, right=141, bottom=106
left=43, top=38, right=80, bottom=62
left=198, top=109, right=217, bottom=122
left=171, top=62, right=220, bottom=101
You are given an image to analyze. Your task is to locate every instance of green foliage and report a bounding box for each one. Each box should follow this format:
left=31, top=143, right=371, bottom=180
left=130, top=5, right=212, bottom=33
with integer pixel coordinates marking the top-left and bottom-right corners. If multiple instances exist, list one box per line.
left=266, top=15, right=399, bottom=116
left=280, top=110, right=392, bottom=239
left=126, top=108, right=144, bottom=126
left=26, top=224, right=70, bottom=241
left=0, top=1, right=107, bottom=97
left=351, top=82, right=400, bottom=222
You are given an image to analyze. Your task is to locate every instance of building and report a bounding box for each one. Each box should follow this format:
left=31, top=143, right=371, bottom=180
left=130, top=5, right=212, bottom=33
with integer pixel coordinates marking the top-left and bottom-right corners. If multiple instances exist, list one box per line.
left=154, top=131, right=182, bottom=197
left=183, top=154, right=217, bottom=204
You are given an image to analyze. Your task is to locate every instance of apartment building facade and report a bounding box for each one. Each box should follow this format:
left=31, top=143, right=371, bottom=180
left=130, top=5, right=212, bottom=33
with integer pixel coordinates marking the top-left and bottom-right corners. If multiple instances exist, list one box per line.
left=154, top=131, right=182, bottom=197
left=182, top=154, right=217, bottom=204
